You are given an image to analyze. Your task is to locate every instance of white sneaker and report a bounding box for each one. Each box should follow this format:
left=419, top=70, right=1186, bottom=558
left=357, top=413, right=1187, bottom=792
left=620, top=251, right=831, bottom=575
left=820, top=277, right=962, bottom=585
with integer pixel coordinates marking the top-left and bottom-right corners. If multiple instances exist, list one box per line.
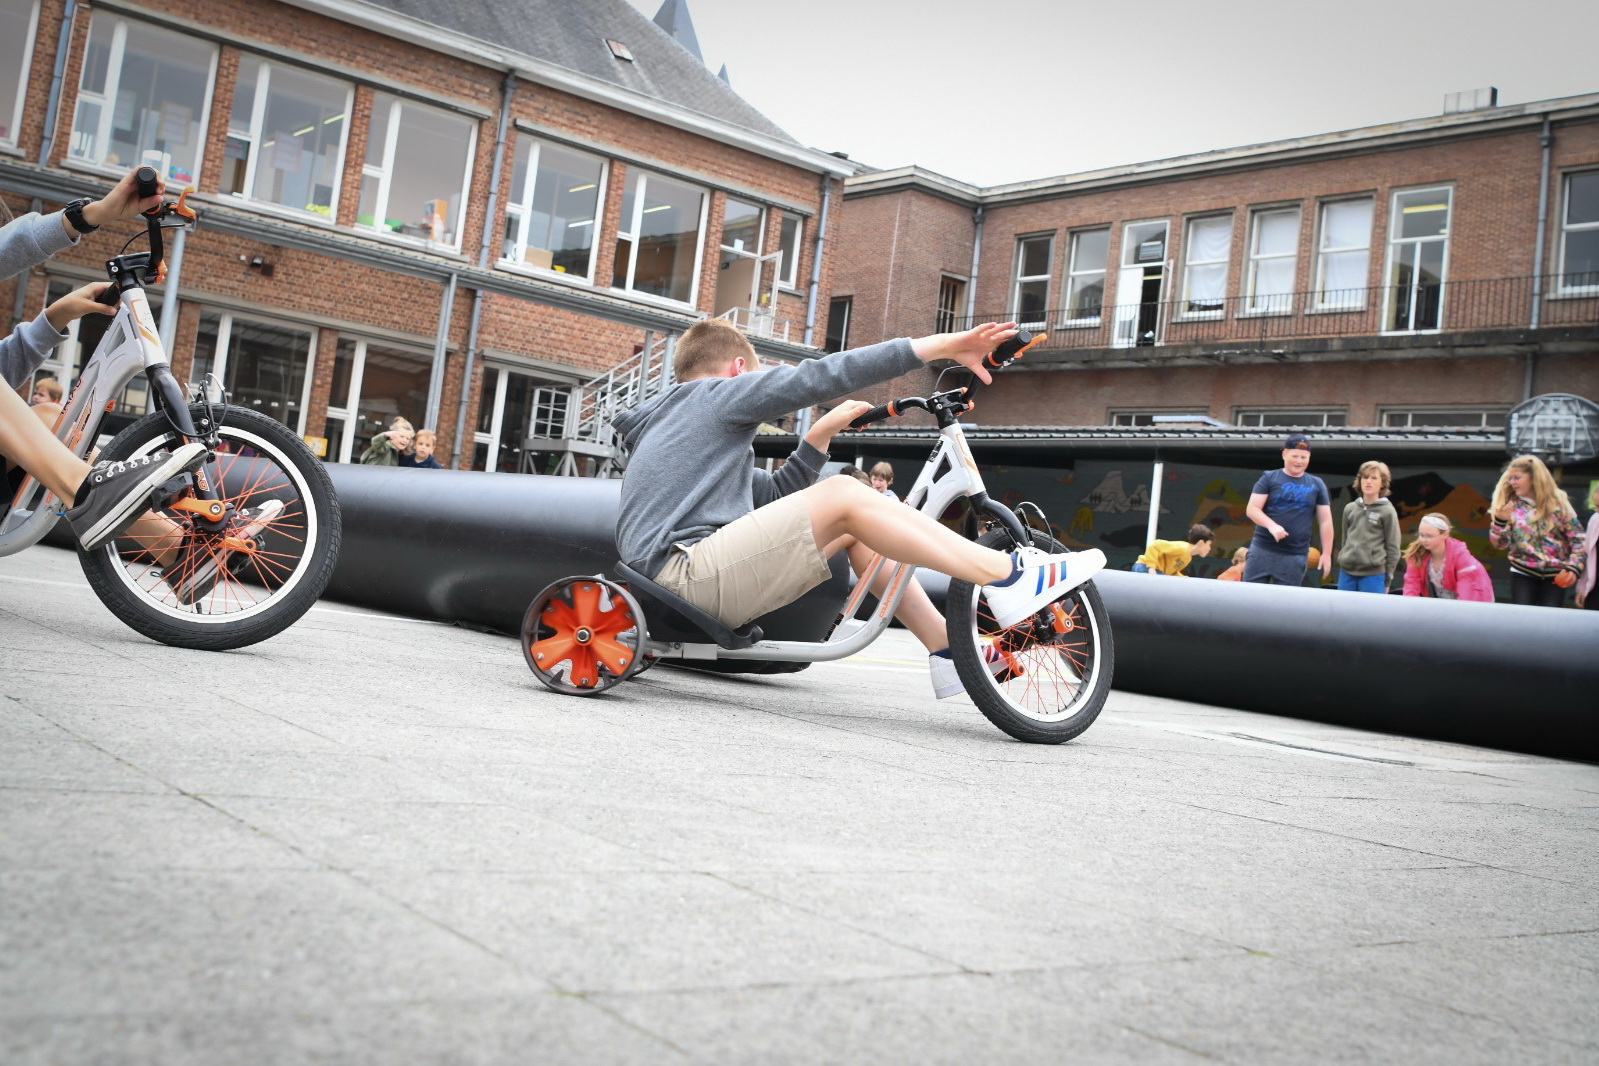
left=984, top=548, right=1106, bottom=629
left=929, top=643, right=1019, bottom=699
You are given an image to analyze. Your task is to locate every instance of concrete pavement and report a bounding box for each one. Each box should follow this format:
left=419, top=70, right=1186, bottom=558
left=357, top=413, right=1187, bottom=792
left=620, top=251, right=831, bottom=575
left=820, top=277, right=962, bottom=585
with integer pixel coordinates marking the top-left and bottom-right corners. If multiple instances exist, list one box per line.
left=2, top=544, right=1596, bottom=1064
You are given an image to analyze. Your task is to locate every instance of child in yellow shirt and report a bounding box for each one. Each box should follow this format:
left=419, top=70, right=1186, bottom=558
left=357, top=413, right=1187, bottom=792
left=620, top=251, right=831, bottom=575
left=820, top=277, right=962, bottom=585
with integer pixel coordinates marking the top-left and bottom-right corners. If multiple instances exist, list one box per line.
left=1133, top=524, right=1215, bottom=576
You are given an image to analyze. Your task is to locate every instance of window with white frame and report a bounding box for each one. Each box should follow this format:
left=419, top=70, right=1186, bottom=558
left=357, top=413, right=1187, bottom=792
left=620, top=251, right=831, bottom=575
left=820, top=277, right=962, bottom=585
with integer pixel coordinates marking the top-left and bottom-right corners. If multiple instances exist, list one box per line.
left=1246, top=208, right=1299, bottom=314
left=824, top=296, right=851, bottom=353
left=776, top=213, right=803, bottom=288
left=721, top=197, right=763, bottom=254
left=0, top=1, right=40, bottom=149
left=1557, top=171, right=1599, bottom=293
left=936, top=275, right=966, bottom=333
left=191, top=311, right=315, bottom=432
left=223, top=56, right=350, bottom=217
left=1234, top=409, right=1347, bottom=427
left=70, top=13, right=215, bottom=186
left=1380, top=408, right=1507, bottom=429
left=1181, top=215, right=1231, bottom=315
left=357, top=93, right=474, bottom=249
left=611, top=168, right=706, bottom=304
left=501, top=135, right=605, bottom=277
left=1314, top=198, right=1373, bottom=308
left=1011, top=234, right=1053, bottom=326
left=322, top=336, right=435, bottom=462
left=1384, top=186, right=1451, bottom=332
left=1064, top=228, right=1108, bottom=322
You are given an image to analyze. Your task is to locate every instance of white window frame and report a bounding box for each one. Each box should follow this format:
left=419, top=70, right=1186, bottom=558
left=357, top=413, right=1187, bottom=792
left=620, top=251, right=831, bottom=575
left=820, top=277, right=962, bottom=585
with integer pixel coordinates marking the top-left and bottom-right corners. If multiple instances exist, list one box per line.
left=1313, top=197, right=1374, bottom=311
left=1062, top=227, right=1109, bottom=326
left=720, top=196, right=764, bottom=255
left=1382, top=185, right=1453, bottom=334
left=357, top=94, right=476, bottom=252
left=502, top=137, right=608, bottom=282
left=67, top=13, right=217, bottom=184
left=1, top=1, right=40, bottom=152
left=1234, top=408, right=1348, bottom=428
left=1379, top=407, right=1508, bottom=429
left=1556, top=170, right=1599, bottom=295
left=612, top=169, right=709, bottom=307
left=1011, top=234, right=1053, bottom=328
left=1244, top=207, right=1299, bottom=316
left=226, top=58, right=352, bottom=222
left=1179, top=214, right=1231, bottom=319
left=776, top=213, right=804, bottom=289
left=825, top=295, right=851, bottom=353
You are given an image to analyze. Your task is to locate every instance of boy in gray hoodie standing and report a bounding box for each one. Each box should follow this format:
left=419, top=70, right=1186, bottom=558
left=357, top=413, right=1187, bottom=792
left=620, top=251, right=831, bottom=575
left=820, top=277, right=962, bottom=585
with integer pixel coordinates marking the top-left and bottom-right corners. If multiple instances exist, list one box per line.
left=1336, top=460, right=1401, bottom=593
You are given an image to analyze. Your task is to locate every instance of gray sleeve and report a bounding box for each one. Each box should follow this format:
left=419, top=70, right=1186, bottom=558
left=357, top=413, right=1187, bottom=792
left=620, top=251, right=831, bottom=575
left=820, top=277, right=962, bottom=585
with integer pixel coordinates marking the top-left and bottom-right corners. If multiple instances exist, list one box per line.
left=1, top=311, right=69, bottom=389
left=0, top=212, right=77, bottom=281
left=767, top=439, right=828, bottom=499
left=707, top=339, right=921, bottom=427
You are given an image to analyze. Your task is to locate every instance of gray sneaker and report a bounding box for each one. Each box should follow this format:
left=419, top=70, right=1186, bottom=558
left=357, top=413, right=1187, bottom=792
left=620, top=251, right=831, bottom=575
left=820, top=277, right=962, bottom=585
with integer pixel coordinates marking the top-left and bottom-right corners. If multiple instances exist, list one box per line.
left=66, top=443, right=208, bottom=551
left=166, top=499, right=285, bottom=605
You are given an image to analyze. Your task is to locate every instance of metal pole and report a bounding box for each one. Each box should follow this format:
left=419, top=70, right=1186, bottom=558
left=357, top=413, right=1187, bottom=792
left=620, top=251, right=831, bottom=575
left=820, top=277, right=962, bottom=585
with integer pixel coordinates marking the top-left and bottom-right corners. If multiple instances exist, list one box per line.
left=426, top=274, right=457, bottom=429
left=1144, top=460, right=1164, bottom=552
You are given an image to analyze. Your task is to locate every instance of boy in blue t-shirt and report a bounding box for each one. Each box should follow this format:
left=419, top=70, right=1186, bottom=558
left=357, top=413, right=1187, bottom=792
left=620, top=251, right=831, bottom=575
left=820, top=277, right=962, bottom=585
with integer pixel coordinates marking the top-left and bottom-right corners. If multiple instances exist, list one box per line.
left=1240, top=433, right=1334, bottom=585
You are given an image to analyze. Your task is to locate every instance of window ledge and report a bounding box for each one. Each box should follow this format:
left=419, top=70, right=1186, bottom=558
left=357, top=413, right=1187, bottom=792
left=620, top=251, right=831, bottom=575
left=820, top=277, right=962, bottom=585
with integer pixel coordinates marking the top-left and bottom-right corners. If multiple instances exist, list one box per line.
left=353, top=225, right=466, bottom=259
left=1306, top=303, right=1369, bottom=315
left=0, top=142, right=23, bottom=158
left=497, top=259, right=596, bottom=287
left=1173, top=311, right=1225, bottom=322
left=1237, top=308, right=1294, bottom=318
left=198, top=192, right=338, bottom=228
left=1056, top=318, right=1102, bottom=329
left=1547, top=287, right=1599, bottom=300
left=610, top=286, right=700, bottom=314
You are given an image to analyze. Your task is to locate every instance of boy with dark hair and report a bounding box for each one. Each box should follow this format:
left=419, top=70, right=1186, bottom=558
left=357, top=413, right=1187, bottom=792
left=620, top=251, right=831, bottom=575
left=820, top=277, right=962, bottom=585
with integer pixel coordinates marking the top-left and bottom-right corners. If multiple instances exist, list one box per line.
left=615, top=318, right=1106, bottom=697
left=1132, top=523, right=1215, bottom=576
left=1241, top=434, right=1334, bottom=585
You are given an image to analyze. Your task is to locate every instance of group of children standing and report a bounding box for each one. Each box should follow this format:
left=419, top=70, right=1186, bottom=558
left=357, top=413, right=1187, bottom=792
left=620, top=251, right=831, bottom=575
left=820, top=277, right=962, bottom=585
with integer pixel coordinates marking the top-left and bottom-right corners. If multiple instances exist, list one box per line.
left=1131, top=434, right=1593, bottom=609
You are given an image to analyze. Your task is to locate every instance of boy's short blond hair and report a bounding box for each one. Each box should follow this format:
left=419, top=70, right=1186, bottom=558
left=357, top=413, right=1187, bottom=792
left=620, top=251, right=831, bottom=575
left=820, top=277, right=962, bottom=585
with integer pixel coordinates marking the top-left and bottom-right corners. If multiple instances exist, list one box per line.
left=868, top=461, right=894, bottom=483
left=32, top=376, right=63, bottom=403
left=414, top=428, right=436, bottom=445
left=1356, top=459, right=1392, bottom=496
left=674, top=318, right=754, bottom=380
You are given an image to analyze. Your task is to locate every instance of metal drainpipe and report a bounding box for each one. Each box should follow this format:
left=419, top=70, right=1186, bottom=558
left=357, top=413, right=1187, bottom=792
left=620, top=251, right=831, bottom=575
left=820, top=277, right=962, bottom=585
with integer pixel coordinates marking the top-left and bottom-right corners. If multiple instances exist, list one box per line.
left=1144, top=459, right=1164, bottom=556
left=38, top=0, right=77, bottom=167
left=426, top=273, right=457, bottom=429
left=452, top=70, right=516, bottom=464
left=1526, top=116, right=1553, bottom=399
left=965, top=204, right=984, bottom=325
left=801, top=174, right=832, bottom=347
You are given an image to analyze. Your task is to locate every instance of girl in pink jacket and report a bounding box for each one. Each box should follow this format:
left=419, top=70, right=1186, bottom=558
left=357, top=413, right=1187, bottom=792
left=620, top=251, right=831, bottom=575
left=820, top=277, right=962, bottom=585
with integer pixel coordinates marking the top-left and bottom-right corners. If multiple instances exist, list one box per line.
left=1401, top=513, right=1494, bottom=602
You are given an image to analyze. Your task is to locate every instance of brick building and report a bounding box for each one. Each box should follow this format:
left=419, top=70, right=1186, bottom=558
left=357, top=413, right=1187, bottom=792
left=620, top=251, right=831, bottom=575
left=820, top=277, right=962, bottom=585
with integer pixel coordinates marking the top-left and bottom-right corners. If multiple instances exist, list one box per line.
left=1, top=0, right=851, bottom=472
left=829, top=92, right=1599, bottom=431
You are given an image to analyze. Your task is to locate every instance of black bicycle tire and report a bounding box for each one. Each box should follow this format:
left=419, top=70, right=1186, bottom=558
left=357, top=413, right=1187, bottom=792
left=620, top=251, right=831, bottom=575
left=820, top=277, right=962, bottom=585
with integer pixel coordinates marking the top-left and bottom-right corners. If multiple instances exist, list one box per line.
left=78, top=404, right=341, bottom=650
left=946, top=528, right=1114, bottom=743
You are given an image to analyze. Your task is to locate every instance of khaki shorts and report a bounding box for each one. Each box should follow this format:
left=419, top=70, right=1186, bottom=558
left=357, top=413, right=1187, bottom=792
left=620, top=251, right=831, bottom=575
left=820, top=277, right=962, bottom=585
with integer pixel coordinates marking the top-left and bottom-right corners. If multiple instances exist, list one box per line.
left=653, top=491, right=832, bottom=628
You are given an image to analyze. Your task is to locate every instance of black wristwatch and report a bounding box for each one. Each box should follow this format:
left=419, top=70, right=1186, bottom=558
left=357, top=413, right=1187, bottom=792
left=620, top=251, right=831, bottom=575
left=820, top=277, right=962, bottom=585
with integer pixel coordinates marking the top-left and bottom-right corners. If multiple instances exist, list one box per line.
left=63, top=197, right=99, bottom=235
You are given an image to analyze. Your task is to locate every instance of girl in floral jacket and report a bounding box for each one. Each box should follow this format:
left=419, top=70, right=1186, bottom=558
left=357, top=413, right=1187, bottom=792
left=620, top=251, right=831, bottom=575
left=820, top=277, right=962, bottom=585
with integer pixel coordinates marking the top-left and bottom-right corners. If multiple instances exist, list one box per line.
left=1488, top=454, right=1587, bottom=607
left=1401, top=513, right=1494, bottom=602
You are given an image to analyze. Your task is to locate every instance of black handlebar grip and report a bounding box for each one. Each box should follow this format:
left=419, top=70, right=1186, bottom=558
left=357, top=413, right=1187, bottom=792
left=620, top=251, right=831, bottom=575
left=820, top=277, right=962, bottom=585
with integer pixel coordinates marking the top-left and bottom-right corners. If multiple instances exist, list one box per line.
left=95, top=285, right=119, bottom=306
left=986, top=329, right=1035, bottom=366
left=848, top=403, right=894, bottom=429
left=134, top=166, right=159, bottom=199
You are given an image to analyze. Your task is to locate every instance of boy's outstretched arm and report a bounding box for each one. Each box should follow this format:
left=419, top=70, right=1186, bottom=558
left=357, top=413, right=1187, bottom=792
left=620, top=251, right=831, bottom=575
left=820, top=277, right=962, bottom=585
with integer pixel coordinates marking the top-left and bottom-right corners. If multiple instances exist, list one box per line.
left=804, top=400, right=872, bottom=454
left=909, top=322, right=1018, bottom=385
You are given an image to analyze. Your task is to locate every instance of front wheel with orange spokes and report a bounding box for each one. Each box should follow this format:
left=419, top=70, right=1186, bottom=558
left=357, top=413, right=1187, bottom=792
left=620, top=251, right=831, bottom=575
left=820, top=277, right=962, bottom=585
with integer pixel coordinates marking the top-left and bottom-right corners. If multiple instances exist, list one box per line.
left=946, top=529, right=1114, bottom=744
left=79, top=404, right=341, bottom=650
left=522, top=577, right=646, bottom=695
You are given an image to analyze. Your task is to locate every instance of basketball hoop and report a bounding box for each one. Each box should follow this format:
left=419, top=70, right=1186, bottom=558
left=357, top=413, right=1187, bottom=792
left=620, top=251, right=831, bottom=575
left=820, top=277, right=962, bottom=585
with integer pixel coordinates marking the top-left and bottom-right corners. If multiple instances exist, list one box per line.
left=1505, top=393, right=1599, bottom=464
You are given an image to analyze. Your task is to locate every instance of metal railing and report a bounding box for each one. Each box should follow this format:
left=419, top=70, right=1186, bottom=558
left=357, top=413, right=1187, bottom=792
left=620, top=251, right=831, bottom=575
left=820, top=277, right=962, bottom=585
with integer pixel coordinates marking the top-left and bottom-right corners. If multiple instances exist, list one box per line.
left=957, top=274, right=1598, bottom=351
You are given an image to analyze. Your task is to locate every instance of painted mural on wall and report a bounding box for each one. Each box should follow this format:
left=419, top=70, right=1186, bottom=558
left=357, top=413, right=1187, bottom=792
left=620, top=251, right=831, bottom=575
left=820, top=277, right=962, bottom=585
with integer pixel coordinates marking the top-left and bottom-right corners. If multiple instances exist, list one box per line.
left=972, top=458, right=1524, bottom=598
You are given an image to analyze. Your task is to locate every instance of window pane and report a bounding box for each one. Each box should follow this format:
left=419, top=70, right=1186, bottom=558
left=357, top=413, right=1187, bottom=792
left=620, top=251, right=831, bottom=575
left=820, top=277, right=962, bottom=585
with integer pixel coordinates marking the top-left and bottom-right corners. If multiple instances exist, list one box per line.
left=1187, top=217, right=1230, bottom=263
left=1561, top=229, right=1599, bottom=286
left=330, top=337, right=356, bottom=407
left=1253, top=258, right=1295, bottom=300
left=0, top=2, right=37, bottom=145
left=224, top=318, right=311, bottom=429
left=1321, top=200, right=1371, bottom=250
left=1072, top=229, right=1108, bottom=271
left=250, top=64, right=347, bottom=215
left=1567, top=171, right=1599, bottom=226
left=1019, top=237, right=1051, bottom=276
left=723, top=198, right=761, bottom=251
left=1254, top=211, right=1297, bottom=256
left=620, top=171, right=704, bottom=303
left=778, top=214, right=802, bottom=286
left=367, top=94, right=474, bottom=245
left=354, top=343, right=432, bottom=453
left=1396, top=189, right=1449, bottom=240
left=70, top=15, right=214, bottom=187
left=824, top=296, right=850, bottom=353
left=1017, top=278, right=1048, bottom=321
left=527, top=142, right=603, bottom=274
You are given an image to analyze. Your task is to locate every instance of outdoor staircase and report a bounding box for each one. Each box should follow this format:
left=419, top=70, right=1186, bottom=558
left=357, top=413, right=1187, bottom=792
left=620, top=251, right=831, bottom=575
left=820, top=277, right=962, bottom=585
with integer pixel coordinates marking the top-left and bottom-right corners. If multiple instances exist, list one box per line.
left=540, top=332, right=674, bottom=479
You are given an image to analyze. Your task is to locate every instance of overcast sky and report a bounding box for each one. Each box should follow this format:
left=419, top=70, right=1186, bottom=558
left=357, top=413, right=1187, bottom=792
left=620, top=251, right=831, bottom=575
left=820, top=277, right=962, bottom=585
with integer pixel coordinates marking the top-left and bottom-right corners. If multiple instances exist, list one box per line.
left=625, top=0, right=1599, bottom=186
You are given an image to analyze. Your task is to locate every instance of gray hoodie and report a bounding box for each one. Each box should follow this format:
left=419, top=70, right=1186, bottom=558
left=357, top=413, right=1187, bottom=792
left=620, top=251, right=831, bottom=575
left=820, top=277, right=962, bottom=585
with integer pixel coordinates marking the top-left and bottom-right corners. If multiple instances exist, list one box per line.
left=1, top=211, right=77, bottom=389
left=614, top=337, right=921, bottom=577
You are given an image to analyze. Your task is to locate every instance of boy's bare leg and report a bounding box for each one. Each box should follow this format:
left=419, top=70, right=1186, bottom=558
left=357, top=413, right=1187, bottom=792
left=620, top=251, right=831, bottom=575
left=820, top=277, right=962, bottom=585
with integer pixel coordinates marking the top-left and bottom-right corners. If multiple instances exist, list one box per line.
left=0, top=384, right=89, bottom=502
left=840, top=537, right=948, bottom=652
left=809, top=475, right=1013, bottom=586
left=2, top=386, right=187, bottom=564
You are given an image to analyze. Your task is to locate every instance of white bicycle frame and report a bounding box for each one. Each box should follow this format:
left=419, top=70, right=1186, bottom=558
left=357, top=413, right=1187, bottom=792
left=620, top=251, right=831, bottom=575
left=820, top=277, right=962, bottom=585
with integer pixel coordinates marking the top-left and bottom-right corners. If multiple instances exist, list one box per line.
left=648, top=420, right=990, bottom=664
left=0, top=286, right=171, bottom=554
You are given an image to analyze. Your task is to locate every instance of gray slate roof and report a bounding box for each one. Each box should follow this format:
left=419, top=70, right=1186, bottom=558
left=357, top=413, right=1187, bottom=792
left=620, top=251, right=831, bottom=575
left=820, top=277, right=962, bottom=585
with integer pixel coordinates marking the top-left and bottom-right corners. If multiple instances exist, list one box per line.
left=357, top=0, right=796, bottom=143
